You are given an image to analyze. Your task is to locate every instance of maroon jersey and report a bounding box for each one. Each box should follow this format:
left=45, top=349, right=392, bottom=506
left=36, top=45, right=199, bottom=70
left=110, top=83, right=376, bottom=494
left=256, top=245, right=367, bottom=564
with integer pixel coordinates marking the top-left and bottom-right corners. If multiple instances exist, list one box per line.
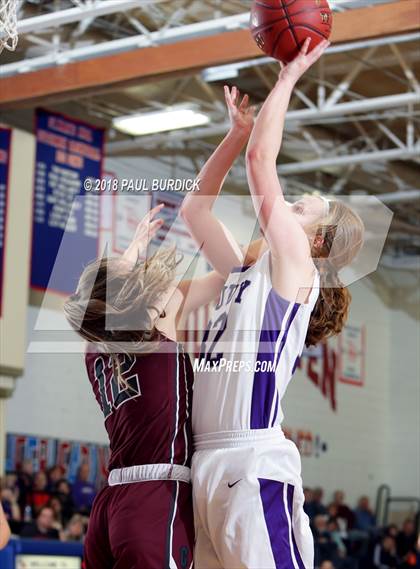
left=85, top=338, right=194, bottom=471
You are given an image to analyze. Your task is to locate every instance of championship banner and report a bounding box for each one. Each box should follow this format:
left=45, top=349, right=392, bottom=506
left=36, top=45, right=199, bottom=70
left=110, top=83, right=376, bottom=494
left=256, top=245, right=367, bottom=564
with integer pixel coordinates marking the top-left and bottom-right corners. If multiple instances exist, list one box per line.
left=31, top=109, right=104, bottom=294
left=0, top=127, right=11, bottom=316
left=6, top=433, right=109, bottom=488
left=338, top=324, right=366, bottom=386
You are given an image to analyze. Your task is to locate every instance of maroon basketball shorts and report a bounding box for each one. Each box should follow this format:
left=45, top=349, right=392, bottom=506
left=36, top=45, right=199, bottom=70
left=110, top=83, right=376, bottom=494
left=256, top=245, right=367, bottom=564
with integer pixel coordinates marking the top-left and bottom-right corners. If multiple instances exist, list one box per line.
left=84, top=464, right=194, bottom=569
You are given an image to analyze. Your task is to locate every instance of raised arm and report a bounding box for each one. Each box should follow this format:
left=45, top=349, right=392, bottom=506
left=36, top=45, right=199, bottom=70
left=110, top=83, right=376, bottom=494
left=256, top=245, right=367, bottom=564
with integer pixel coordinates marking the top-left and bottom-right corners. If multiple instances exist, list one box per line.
left=181, top=86, right=255, bottom=278
left=246, top=38, right=330, bottom=267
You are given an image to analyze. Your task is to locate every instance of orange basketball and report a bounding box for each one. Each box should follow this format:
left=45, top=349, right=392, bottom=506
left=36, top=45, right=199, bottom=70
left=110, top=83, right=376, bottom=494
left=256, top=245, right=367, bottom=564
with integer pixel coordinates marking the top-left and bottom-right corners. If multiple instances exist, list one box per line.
left=250, top=0, right=332, bottom=63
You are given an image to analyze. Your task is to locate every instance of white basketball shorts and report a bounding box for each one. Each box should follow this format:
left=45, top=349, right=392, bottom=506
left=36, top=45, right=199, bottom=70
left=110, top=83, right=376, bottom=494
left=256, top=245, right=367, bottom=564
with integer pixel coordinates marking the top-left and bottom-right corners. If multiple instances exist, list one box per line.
left=191, top=427, right=314, bottom=569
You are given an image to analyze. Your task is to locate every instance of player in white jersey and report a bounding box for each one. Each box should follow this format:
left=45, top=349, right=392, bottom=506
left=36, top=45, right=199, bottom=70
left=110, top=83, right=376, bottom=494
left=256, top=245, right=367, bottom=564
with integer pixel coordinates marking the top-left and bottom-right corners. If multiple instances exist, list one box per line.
left=181, top=38, right=364, bottom=569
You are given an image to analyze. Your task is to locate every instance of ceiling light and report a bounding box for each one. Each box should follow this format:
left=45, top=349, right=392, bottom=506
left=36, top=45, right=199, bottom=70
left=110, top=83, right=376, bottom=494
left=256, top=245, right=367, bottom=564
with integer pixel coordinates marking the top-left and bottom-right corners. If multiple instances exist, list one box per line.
left=202, top=65, right=239, bottom=82
left=113, top=105, right=210, bottom=136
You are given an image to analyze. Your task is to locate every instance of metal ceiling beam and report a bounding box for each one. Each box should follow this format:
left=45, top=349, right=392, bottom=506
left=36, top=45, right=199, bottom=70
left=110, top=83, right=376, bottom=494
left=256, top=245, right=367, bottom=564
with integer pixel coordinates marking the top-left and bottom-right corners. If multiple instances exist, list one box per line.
left=13, top=1, right=152, bottom=36
left=375, top=190, right=420, bottom=204
left=202, top=31, right=420, bottom=82
left=0, top=12, right=251, bottom=78
left=278, top=146, right=420, bottom=175
left=12, top=0, right=396, bottom=38
left=106, top=91, right=420, bottom=154
left=1, top=1, right=418, bottom=81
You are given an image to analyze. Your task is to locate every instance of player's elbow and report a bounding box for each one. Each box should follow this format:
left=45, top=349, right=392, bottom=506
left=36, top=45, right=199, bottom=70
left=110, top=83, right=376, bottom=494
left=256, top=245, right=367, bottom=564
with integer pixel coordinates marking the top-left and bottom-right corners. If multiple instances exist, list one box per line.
left=245, top=145, right=273, bottom=164
left=179, top=197, right=196, bottom=222
left=180, top=191, right=212, bottom=221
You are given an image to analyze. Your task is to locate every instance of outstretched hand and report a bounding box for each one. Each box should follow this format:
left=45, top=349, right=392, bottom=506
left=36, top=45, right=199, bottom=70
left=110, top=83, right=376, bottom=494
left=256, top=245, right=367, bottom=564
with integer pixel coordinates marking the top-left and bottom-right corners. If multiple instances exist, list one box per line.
left=123, top=203, right=165, bottom=266
left=279, top=37, right=330, bottom=84
left=224, top=85, right=256, bottom=134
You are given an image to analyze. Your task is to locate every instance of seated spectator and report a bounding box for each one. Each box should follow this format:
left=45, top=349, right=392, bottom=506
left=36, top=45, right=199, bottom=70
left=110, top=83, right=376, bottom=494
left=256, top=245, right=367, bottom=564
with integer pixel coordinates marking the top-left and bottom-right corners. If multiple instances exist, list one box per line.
left=306, top=486, right=328, bottom=522
left=47, top=496, right=64, bottom=532
left=320, top=561, right=336, bottom=569
left=28, top=471, right=51, bottom=514
left=330, top=491, right=355, bottom=530
left=354, top=496, right=376, bottom=532
left=304, top=487, right=314, bottom=515
left=313, top=515, right=340, bottom=566
left=55, top=479, right=75, bottom=523
left=20, top=505, right=60, bottom=540
left=16, top=460, right=34, bottom=518
left=60, top=514, right=86, bottom=543
left=1, top=481, right=21, bottom=534
left=372, top=535, right=399, bottom=569
left=71, top=463, right=96, bottom=515
left=327, top=518, right=347, bottom=559
left=385, top=524, right=399, bottom=539
left=47, top=466, right=65, bottom=493
left=327, top=504, right=340, bottom=523
left=4, top=473, right=18, bottom=492
left=0, top=502, right=11, bottom=549
left=312, top=487, right=328, bottom=517
left=396, top=519, right=417, bottom=560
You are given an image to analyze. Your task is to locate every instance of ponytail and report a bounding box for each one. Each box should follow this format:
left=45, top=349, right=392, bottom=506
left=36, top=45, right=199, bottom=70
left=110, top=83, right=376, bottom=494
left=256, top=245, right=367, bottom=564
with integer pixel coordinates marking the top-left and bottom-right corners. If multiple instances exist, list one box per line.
left=305, top=258, right=351, bottom=347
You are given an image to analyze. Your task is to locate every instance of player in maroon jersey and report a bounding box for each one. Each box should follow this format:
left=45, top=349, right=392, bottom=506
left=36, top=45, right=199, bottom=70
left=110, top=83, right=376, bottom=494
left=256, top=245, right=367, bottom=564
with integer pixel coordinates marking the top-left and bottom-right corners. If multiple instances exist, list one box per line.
left=64, top=204, right=225, bottom=569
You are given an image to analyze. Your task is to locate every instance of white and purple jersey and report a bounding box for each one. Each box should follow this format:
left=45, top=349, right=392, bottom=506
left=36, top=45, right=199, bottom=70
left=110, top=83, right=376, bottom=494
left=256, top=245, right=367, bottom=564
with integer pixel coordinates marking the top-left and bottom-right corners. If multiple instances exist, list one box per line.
left=192, top=250, right=320, bottom=436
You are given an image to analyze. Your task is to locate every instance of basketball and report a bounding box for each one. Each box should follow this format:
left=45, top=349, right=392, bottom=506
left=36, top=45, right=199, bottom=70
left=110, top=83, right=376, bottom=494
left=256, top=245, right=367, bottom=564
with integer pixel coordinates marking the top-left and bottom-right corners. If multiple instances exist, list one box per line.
left=250, top=0, right=333, bottom=63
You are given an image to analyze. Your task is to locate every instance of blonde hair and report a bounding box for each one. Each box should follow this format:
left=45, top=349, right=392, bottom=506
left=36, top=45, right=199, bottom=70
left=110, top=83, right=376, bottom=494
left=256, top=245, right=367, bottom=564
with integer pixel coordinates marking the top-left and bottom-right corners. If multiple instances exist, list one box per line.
left=64, top=247, right=179, bottom=383
left=306, top=199, right=365, bottom=346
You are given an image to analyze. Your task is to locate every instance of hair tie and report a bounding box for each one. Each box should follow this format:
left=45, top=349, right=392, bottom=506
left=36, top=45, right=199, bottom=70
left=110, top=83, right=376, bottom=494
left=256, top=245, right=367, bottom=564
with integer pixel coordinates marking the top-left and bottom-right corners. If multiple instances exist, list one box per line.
left=319, top=195, right=330, bottom=217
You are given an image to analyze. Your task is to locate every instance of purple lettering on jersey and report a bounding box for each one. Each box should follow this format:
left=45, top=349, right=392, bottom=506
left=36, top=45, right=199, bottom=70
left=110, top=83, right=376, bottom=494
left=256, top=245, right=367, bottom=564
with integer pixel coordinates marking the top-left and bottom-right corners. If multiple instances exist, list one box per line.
left=215, top=287, right=227, bottom=310
left=234, top=280, right=251, bottom=304
left=226, top=283, right=238, bottom=304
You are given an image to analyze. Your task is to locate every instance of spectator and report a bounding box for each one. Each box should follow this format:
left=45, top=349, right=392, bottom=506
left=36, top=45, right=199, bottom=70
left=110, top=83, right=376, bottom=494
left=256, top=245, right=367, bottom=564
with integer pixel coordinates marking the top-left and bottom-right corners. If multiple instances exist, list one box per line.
left=385, top=524, right=399, bottom=539
left=28, top=471, right=50, bottom=514
left=313, top=515, right=340, bottom=566
left=327, top=518, right=347, bottom=559
left=1, top=482, right=21, bottom=535
left=313, top=487, right=328, bottom=517
left=331, top=491, right=355, bottom=530
left=354, top=496, right=376, bottom=532
left=71, top=463, right=96, bottom=515
left=304, top=487, right=314, bottom=514
left=20, top=506, right=60, bottom=540
left=396, top=519, right=417, bottom=560
left=320, top=562, right=336, bottom=569
left=16, top=460, right=34, bottom=517
left=47, top=466, right=65, bottom=493
left=1, top=477, right=20, bottom=519
left=4, top=473, right=18, bottom=492
left=327, top=503, right=340, bottom=523
left=61, top=514, right=85, bottom=543
left=47, top=496, right=64, bottom=532
left=0, top=502, right=11, bottom=549
left=306, top=487, right=328, bottom=521
left=372, top=535, right=398, bottom=569
left=55, top=479, right=75, bottom=523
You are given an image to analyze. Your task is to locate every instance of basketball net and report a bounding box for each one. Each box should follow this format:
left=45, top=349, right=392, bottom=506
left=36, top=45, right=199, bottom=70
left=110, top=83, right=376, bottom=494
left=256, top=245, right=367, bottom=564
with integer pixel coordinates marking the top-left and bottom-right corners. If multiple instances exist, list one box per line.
left=0, top=0, right=18, bottom=54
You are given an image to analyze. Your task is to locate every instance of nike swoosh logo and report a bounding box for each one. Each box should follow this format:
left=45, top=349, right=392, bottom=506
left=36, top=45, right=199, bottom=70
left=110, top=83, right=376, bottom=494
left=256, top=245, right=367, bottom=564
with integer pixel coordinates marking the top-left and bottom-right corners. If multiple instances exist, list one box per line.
left=228, top=479, right=242, bottom=488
